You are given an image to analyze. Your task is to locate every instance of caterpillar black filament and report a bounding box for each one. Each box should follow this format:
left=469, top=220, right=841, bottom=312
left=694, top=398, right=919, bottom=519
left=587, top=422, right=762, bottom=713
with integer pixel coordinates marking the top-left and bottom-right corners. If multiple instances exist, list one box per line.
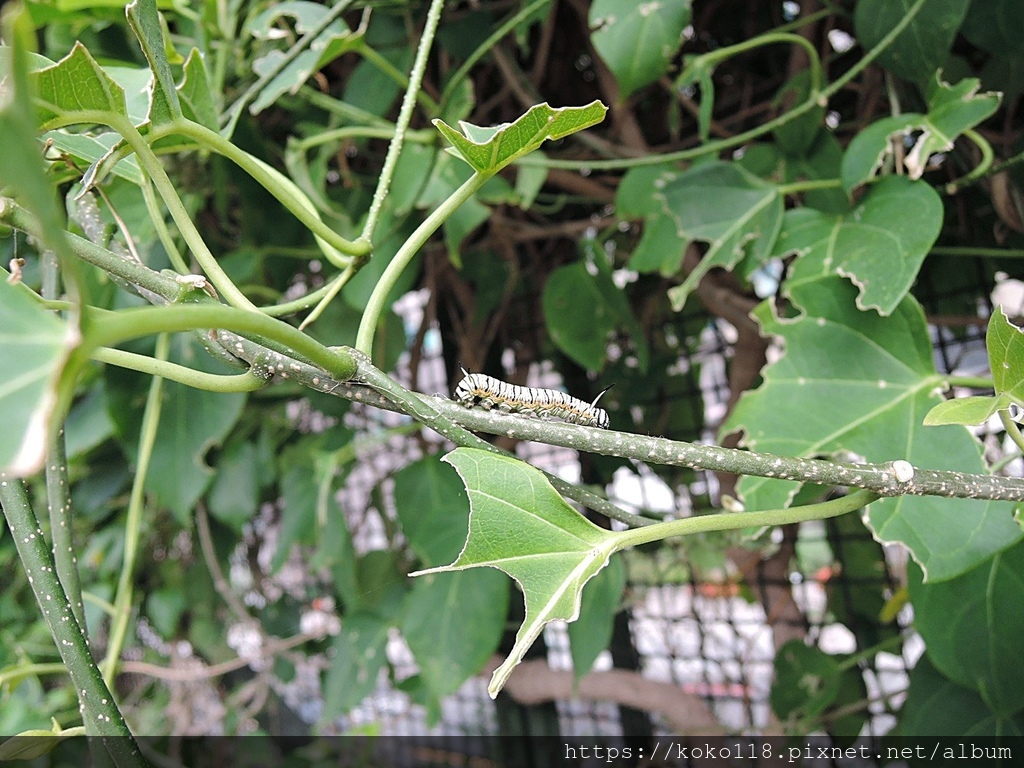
left=454, top=369, right=610, bottom=429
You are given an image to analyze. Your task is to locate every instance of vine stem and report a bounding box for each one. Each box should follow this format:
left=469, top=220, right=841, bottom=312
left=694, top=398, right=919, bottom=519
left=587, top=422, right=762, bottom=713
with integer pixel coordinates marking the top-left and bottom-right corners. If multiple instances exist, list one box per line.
left=612, top=490, right=879, bottom=549
left=355, top=170, right=492, bottom=356
left=92, top=347, right=269, bottom=393
left=516, top=0, right=929, bottom=171
left=84, top=302, right=356, bottom=381
left=361, top=0, right=447, bottom=243
left=106, top=116, right=257, bottom=311
left=101, top=334, right=167, bottom=687
left=161, top=120, right=368, bottom=259
left=0, top=475, right=149, bottom=767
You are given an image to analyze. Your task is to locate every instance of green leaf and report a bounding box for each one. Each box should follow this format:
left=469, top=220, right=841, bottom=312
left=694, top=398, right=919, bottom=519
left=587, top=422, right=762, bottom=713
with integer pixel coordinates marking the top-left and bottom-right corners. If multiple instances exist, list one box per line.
left=177, top=48, right=218, bottom=130
left=207, top=440, right=259, bottom=530
left=117, top=336, right=246, bottom=524
left=842, top=78, right=1000, bottom=191
left=322, top=612, right=389, bottom=718
left=393, top=454, right=469, bottom=567
left=42, top=130, right=143, bottom=184
left=0, top=278, right=75, bottom=477
left=126, top=0, right=182, bottom=126
left=770, top=640, right=841, bottom=720
left=0, top=722, right=82, bottom=760
left=31, top=42, right=128, bottom=127
left=588, top=0, right=691, bottom=99
left=401, top=569, right=509, bottom=710
left=723, top=277, right=1022, bottom=581
left=901, top=654, right=1024, bottom=735
left=542, top=261, right=615, bottom=371
left=825, top=514, right=899, bottom=650
left=415, top=448, right=620, bottom=697
left=658, top=161, right=784, bottom=311
left=272, top=464, right=318, bottom=572
left=908, top=541, right=1024, bottom=716
left=988, top=306, right=1024, bottom=401
left=961, top=0, right=1024, bottom=56
left=773, top=70, right=824, bottom=157
left=248, top=1, right=358, bottom=115
left=778, top=175, right=942, bottom=315
left=568, top=555, right=625, bottom=680
left=924, top=395, right=1010, bottom=426
left=433, top=101, right=607, bottom=174
left=854, top=0, right=970, bottom=83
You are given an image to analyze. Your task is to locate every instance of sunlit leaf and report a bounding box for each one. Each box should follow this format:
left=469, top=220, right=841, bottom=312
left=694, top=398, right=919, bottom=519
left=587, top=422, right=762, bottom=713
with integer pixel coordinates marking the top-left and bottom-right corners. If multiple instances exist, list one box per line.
left=723, top=276, right=1022, bottom=581
left=434, top=101, right=607, bottom=174
left=414, top=448, right=620, bottom=697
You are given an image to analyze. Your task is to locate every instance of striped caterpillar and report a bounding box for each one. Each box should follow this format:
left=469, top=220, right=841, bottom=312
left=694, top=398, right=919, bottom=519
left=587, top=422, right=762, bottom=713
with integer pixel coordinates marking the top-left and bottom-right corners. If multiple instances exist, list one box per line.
left=454, top=369, right=610, bottom=429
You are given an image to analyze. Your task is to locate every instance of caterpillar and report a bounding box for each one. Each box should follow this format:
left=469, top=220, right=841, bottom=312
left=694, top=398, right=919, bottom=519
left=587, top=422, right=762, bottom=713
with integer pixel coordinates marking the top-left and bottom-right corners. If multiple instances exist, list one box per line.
left=454, top=369, right=610, bottom=429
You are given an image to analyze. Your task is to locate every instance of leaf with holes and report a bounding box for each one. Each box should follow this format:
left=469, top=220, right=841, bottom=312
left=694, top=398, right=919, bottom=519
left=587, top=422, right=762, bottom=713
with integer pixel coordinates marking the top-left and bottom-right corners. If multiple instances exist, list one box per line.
left=413, top=448, right=620, bottom=698
left=842, top=78, right=1000, bottom=191
left=722, top=276, right=1022, bottom=582
left=777, top=175, right=942, bottom=316
left=434, top=101, right=607, bottom=175
left=658, top=161, right=783, bottom=311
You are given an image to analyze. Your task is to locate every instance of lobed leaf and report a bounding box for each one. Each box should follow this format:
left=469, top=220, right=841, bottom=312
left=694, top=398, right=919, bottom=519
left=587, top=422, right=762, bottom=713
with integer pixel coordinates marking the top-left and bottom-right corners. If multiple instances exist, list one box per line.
left=778, top=175, right=942, bottom=316
left=657, top=161, right=783, bottom=311
left=414, top=448, right=620, bottom=697
left=723, top=276, right=1022, bottom=581
left=433, top=101, right=607, bottom=175
left=842, top=78, right=1000, bottom=191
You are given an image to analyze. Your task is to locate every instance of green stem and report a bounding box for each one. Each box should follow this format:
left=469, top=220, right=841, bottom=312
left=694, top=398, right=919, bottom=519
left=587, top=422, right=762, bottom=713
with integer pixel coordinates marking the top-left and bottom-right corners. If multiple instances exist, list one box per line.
left=84, top=303, right=356, bottom=381
left=945, top=375, right=993, bottom=389
left=356, top=170, right=492, bottom=355
left=290, top=125, right=431, bottom=152
left=361, top=0, right=447, bottom=243
left=261, top=279, right=340, bottom=317
left=221, top=0, right=360, bottom=135
left=777, top=178, right=842, bottom=195
left=932, top=247, right=1024, bottom=258
left=165, top=119, right=368, bottom=258
left=439, top=0, right=550, bottom=112
left=944, top=129, right=995, bottom=195
left=92, top=347, right=270, bottom=392
left=110, top=116, right=257, bottom=310
left=0, top=662, right=69, bottom=689
left=102, top=334, right=168, bottom=688
left=692, top=32, right=824, bottom=93
left=298, top=86, right=396, bottom=128
left=139, top=175, right=189, bottom=274
left=1, top=199, right=181, bottom=302
left=41, top=251, right=87, bottom=635
left=517, top=0, right=927, bottom=171
left=359, top=43, right=440, bottom=114
left=612, top=490, right=878, bottom=550
left=1001, top=411, right=1024, bottom=454
left=0, top=476, right=148, bottom=765
left=299, top=262, right=357, bottom=330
